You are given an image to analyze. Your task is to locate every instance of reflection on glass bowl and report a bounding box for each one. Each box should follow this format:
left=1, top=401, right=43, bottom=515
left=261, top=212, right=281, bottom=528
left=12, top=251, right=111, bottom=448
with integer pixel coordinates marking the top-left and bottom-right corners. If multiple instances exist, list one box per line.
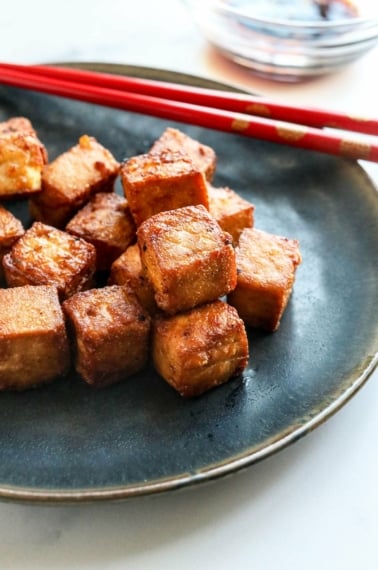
left=184, top=0, right=378, bottom=81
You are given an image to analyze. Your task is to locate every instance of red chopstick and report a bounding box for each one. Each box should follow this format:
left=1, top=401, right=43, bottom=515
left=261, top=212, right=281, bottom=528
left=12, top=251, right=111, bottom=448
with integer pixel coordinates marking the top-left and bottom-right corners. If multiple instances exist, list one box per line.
left=0, top=62, right=377, bottom=163
left=2, top=62, right=377, bottom=136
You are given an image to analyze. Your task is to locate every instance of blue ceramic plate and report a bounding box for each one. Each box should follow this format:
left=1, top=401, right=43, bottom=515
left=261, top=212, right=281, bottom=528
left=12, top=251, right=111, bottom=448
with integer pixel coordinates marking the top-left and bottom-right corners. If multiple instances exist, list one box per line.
left=0, top=63, right=377, bottom=503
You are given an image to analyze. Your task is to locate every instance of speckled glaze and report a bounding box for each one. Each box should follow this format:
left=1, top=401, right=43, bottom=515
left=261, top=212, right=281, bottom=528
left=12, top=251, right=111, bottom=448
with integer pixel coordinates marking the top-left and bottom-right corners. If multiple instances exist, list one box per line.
left=0, top=63, right=377, bottom=503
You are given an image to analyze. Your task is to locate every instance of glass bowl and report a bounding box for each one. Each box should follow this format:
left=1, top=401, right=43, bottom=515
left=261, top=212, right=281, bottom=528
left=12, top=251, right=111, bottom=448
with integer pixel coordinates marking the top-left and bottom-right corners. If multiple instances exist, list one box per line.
left=184, top=0, right=378, bottom=81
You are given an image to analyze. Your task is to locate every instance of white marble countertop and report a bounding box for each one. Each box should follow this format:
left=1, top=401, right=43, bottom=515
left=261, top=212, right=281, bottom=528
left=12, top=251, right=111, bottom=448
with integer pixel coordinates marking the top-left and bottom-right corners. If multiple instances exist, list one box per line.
left=1, top=1, right=377, bottom=569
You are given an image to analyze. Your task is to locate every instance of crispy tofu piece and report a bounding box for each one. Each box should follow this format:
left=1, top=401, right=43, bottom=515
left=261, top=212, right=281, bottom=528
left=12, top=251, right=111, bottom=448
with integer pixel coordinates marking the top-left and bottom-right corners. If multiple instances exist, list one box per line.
left=208, top=184, right=254, bottom=244
left=149, top=127, right=216, bottom=181
left=63, top=285, right=151, bottom=387
left=120, top=150, right=209, bottom=226
left=29, top=135, right=120, bottom=227
left=3, top=221, right=96, bottom=300
left=65, top=192, right=136, bottom=271
left=0, top=117, right=47, bottom=198
left=152, top=300, right=249, bottom=397
left=0, top=205, right=24, bottom=282
left=137, top=205, right=237, bottom=315
left=0, top=285, right=70, bottom=390
left=228, top=228, right=302, bottom=331
left=109, top=243, right=157, bottom=314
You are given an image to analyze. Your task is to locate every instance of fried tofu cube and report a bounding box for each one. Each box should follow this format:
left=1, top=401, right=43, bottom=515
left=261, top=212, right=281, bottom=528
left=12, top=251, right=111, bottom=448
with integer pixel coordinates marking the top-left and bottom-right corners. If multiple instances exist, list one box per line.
left=152, top=300, right=249, bottom=397
left=137, top=205, right=237, bottom=314
left=120, top=150, right=209, bottom=226
left=65, top=192, right=136, bottom=271
left=208, top=184, right=254, bottom=244
left=0, top=117, right=47, bottom=198
left=63, top=285, right=151, bottom=387
left=228, top=228, right=302, bottom=331
left=149, top=127, right=216, bottom=181
left=109, top=243, right=157, bottom=314
left=3, top=221, right=96, bottom=299
left=29, top=135, right=120, bottom=227
left=0, top=285, right=70, bottom=390
left=0, top=205, right=24, bottom=282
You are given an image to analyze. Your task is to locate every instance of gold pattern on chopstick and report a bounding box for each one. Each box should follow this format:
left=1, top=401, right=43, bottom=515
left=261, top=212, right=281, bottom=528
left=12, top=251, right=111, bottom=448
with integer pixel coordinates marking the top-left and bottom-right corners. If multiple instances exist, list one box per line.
left=231, top=118, right=250, bottom=131
left=276, top=124, right=307, bottom=142
left=347, top=114, right=369, bottom=122
left=245, top=103, right=271, bottom=117
left=339, top=139, right=371, bottom=160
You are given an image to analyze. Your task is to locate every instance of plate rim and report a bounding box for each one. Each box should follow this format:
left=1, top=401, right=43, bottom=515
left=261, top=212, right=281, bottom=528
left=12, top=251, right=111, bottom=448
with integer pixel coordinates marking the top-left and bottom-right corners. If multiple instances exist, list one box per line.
left=0, top=61, right=377, bottom=504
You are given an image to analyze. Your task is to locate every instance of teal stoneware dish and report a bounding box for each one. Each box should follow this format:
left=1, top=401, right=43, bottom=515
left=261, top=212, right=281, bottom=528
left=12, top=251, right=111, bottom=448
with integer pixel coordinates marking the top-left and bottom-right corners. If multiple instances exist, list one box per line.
left=0, top=63, right=377, bottom=503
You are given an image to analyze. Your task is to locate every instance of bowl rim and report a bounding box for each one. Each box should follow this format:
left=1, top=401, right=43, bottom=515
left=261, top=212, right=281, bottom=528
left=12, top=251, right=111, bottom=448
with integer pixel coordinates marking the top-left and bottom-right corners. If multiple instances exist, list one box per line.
left=209, top=0, right=378, bottom=31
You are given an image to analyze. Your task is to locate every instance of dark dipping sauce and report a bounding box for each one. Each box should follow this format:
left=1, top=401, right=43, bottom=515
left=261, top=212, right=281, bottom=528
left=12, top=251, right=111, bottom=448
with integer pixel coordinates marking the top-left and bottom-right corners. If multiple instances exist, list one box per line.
left=235, top=0, right=360, bottom=22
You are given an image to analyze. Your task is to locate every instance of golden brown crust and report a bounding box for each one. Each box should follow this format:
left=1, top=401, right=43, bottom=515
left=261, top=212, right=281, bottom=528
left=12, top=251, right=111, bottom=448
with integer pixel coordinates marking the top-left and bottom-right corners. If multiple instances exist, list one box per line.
left=137, top=205, right=237, bottom=315
left=0, top=117, right=36, bottom=136
left=120, top=150, right=209, bottom=226
left=208, top=184, right=254, bottom=244
left=0, top=117, right=47, bottom=198
left=66, top=192, right=136, bottom=271
left=0, top=116, right=306, bottom=395
left=149, top=127, right=216, bottom=181
left=0, top=205, right=24, bottom=245
left=63, top=285, right=151, bottom=387
left=109, top=243, right=157, bottom=314
left=0, top=285, right=70, bottom=390
left=152, top=300, right=249, bottom=397
left=29, top=135, right=119, bottom=227
left=3, top=221, right=96, bottom=299
left=228, top=228, right=302, bottom=331
left=0, top=205, right=24, bottom=282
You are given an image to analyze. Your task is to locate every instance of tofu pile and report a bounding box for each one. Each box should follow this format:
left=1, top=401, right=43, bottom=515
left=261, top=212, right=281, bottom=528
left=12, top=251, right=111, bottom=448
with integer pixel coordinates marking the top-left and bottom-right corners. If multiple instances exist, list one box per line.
left=0, top=118, right=301, bottom=396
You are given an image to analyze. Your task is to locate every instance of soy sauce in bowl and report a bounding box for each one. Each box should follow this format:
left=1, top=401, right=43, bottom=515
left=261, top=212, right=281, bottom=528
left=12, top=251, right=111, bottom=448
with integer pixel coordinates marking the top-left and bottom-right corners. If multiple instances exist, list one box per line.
left=240, top=0, right=359, bottom=23
left=185, top=0, right=378, bottom=80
